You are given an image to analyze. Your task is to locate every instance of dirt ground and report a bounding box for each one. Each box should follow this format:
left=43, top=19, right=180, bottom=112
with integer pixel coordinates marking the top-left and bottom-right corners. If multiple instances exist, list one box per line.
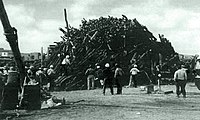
left=1, top=82, right=200, bottom=120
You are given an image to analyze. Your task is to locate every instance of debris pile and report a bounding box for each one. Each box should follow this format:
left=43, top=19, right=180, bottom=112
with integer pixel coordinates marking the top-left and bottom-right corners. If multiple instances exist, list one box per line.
left=45, top=15, right=179, bottom=90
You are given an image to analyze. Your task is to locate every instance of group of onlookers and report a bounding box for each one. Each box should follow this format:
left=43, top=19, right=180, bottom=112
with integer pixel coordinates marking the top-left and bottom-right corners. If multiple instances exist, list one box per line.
left=0, top=65, right=57, bottom=110
left=23, top=65, right=56, bottom=91
left=0, top=58, right=197, bottom=110
left=85, top=62, right=140, bottom=95
left=84, top=60, right=200, bottom=99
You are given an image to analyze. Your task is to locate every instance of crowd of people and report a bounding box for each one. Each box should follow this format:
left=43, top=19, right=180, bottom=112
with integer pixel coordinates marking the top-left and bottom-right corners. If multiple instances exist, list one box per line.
left=85, top=62, right=141, bottom=95
left=0, top=56, right=199, bottom=111
left=0, top=65, right=65, bottom=110
left=84, top=59, right=200, bottom=99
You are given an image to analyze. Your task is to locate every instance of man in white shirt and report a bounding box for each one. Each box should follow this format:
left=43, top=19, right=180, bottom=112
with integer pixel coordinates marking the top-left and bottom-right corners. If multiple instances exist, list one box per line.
left=61, top=55, right=71, bottom=75
left=129, top=64, right=140, bottom=88
left=47, top=65, right=56, bottom=91
left=174, top=65, right=187, bottom=98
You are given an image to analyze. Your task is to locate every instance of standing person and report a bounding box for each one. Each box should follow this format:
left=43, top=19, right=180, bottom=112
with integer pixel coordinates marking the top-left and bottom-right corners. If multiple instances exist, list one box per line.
left=155, top=64, right=162, bottom=91
left=85, top=65, right=95, bottom=90
left=114, top=63, right=124, bottom=94
left=103, top=63, right=114, bottom=95
left=27, top=65, right=36, bottom=79
left=26, top=65, right=38, bottom=85
left=95, top=65, right=104, bottom=88
left=36, top=67, right=43, bottom=86
left=129, top=64, right=140, bottom=88
left=36, top=67, right=48, bottom=88
left=2, top=66, right=8, bottom=84
left=1, top=66, right=20, bottom=110
left=47, top=65, right=56, bottom=91
left=0, top=69, right=4, bottom=102
left=61, top=55, right=71, bottom=76
left=174, top=65, right=187, bottom=98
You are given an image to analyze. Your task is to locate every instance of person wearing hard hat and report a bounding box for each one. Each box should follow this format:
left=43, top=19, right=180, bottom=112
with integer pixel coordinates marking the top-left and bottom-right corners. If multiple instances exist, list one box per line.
left=47, top=65, right=56, bottom=91
left=129, top=64, right=140, bottom=88
left=61, top=55, right=71, bottom=75
left=102, top=63, right=114, bottom=95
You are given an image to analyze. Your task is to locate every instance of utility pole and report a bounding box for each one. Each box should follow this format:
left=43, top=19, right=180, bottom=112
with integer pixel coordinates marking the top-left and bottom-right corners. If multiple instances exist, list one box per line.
left=0, top=0, right=25, bottom=86
left=41, top=47, right=43, bottom=67
left=64, top=8, right=70, bottom=40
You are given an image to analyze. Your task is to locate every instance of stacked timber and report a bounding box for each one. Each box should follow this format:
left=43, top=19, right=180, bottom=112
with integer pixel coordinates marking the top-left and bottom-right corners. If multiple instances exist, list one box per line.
left=45, top=15, right=179, bottom=91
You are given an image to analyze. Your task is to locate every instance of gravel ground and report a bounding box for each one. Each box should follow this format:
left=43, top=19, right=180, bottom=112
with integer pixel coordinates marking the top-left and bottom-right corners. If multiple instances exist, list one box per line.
left=1, top=82, right=200, bottom=120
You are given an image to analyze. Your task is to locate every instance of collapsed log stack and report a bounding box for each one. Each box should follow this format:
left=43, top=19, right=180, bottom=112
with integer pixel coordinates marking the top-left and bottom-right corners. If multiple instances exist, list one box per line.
left=45, top=15, right=179, bottom=91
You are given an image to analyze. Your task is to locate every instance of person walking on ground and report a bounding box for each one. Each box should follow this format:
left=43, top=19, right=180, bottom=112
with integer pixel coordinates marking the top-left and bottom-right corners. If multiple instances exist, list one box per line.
left=129, top=64, right=140, bottom=88
left=114, top=63, right=124, bottom=94
left=103, top=63, right=114, bottom=95
left=47, top=65, right=56, bottom=91
left=85, top=65, right=95, bottom=90
left=174, top=65, right=187, bottom=98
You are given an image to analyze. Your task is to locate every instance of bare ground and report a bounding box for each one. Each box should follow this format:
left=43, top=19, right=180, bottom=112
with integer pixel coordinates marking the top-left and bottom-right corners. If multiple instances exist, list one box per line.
left=1, top=82, right=200, bottom=120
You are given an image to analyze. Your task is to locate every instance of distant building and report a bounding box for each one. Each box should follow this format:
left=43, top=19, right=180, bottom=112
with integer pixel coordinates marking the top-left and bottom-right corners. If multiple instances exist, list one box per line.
left=0, top=48, right=13, bottom=58
left=0, top=48, right=43, bottom=67
left=21, top=52, right=42, bottom=61
left=0, top=48, right=14, bottom=66
left=47, top=44, right=56, bottom=57
left=179, top=54, right=195, bottom=63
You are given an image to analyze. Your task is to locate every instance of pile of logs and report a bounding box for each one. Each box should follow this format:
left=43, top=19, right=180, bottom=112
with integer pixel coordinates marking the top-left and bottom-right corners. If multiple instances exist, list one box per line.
left=45, top=15, right=179, bottom=91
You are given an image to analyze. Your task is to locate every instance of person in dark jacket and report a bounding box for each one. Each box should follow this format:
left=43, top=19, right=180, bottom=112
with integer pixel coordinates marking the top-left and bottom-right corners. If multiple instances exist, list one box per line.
left=95, top=65, right=104, bottom=88
left=103, top=63, right=114, bottom=95
left=1, top=66, right=20, bottom=110
left=0, top=69, right=4, bottom=102
left=114, top=63, right=124, bottom=94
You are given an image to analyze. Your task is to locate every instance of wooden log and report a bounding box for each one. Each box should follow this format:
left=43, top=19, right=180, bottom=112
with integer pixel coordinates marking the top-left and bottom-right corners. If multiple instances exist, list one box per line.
left=45, top=15, right=178, bottom=90
left=0, top=0, right=25, bottom=86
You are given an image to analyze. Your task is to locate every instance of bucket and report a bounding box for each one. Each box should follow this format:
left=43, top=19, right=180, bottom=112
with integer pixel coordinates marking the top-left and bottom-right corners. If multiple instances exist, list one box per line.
left=22, top=85, right=41, bottom=110
left=146, top=84, right=154, bottom=94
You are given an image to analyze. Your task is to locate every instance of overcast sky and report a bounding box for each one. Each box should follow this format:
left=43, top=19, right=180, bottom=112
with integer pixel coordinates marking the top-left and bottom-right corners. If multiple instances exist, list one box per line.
left=0, top=0, right=200, bottom=55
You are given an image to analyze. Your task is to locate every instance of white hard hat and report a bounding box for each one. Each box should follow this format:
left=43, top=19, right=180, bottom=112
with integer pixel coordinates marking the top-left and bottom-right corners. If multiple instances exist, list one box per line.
left=134, top=64, right=137, bottom=68
left=30, top=65, right=34, bottom=69
left=66, top=55, right=70, bottom=58
left=197, top=56, right=200, bottom=60
left=158, top=74, right=161, bottom=77
left=50, top=65, right=53, bottom=68
left=105, top=63, right=110, bottom=68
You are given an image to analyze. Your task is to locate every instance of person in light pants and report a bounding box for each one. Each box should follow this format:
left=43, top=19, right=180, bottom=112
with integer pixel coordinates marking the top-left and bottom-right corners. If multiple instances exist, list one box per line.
left=129, top=64, right=140, bottom=88
left=174, top=65, right=187, bottom=98
left=85, top=65, right=95, bottom=90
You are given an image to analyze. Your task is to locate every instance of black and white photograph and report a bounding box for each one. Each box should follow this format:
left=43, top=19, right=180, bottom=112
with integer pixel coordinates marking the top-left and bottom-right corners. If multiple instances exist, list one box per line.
left=0, top=0, right=200, bottom=119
